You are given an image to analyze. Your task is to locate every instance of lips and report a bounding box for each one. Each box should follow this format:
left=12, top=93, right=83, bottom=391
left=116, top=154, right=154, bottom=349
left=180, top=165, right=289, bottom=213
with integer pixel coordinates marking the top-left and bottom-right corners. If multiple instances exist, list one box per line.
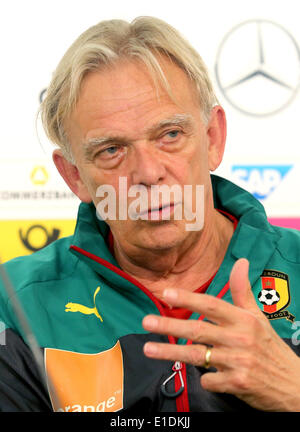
left=143, top=202, right=178, bottom=221
left=127, top=199, right=182, bottom=221
left=148, top=202, right=174, bottom=213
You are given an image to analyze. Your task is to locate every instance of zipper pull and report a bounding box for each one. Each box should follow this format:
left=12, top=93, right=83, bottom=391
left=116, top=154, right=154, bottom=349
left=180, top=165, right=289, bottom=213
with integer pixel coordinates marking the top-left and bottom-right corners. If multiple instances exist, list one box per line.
left=160, top=361, right=184, bottom=398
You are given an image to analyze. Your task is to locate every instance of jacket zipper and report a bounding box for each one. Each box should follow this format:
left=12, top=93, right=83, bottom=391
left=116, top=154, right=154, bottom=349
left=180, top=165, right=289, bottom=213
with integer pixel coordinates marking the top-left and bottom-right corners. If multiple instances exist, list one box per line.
left=174, top=361, right=188, bottom=411
left=174, top=280, right=231, bottom=412
left=70, top=245, right=231, bottom=412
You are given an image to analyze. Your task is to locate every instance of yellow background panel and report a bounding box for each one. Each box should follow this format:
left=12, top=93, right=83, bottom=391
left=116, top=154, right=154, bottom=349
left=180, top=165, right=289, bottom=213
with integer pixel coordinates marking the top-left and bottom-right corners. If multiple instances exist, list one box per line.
left=0, top=220, right=76, bottom=263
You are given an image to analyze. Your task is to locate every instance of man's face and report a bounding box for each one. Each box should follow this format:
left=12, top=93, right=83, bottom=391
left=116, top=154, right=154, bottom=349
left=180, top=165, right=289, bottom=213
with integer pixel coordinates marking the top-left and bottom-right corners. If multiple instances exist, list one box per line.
left=63, top=57, right=225, bottom=252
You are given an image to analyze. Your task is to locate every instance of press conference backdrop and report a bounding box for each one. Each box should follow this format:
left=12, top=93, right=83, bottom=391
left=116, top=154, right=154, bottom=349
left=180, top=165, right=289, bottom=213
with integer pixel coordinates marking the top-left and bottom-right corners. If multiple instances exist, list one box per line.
left=1, top=0, right=299, bottom=262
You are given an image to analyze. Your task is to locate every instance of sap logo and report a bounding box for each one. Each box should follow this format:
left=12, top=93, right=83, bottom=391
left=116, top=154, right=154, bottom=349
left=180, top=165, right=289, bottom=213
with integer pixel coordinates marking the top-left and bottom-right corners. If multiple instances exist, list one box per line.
left=231, top=165, right=293, bottom=200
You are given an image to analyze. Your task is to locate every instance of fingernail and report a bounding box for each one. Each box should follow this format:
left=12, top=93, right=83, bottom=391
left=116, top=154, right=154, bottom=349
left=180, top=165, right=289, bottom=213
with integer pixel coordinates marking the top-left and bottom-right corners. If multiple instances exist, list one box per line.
left=163, top=289, right=178, bottom=301
left=144, top=343, right=158, bottom=355
left=143, top=316, right=158, bottom=329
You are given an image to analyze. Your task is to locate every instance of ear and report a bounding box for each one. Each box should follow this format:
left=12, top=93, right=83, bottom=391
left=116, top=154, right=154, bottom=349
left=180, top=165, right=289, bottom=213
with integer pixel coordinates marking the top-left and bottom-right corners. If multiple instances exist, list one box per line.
left=52, top=149, right=92, bottom=203
left=206, top=105, right=227, bottom=171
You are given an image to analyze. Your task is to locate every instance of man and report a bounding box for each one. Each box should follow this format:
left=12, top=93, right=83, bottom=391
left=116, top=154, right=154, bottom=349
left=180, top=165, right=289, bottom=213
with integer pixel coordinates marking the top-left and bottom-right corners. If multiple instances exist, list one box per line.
left=0, top=16, right=300, bottom=412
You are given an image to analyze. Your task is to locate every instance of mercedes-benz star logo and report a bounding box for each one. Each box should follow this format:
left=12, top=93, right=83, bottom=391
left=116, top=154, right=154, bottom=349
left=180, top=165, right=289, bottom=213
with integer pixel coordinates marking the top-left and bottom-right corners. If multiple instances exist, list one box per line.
left=215, top=19, right=300, bottom=116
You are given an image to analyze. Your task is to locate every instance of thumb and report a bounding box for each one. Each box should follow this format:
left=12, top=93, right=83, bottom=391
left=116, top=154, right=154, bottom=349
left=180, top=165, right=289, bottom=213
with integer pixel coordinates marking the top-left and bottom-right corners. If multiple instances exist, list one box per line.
left=229, top=258, right=259, bottom=314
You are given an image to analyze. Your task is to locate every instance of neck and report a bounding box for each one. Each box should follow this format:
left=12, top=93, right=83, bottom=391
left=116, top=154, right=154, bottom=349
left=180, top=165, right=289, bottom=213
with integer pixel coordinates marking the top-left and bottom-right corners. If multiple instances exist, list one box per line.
left=113, top=210, right=234, bottom=301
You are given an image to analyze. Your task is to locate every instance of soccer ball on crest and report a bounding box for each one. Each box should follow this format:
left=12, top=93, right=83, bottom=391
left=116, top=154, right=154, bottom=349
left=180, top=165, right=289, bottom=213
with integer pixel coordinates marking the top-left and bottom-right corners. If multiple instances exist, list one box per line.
left=258, top=288, right=280, bottom=306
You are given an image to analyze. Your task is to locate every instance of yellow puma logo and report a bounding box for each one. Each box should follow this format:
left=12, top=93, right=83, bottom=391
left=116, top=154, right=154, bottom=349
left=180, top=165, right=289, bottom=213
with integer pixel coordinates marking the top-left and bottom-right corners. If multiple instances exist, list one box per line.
left=65, top=286, right=103, bottom=322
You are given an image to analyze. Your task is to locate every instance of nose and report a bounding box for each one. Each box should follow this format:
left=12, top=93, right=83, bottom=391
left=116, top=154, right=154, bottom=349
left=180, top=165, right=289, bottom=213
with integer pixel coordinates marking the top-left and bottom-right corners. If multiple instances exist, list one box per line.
left=130, top=143, right=167, bottom=186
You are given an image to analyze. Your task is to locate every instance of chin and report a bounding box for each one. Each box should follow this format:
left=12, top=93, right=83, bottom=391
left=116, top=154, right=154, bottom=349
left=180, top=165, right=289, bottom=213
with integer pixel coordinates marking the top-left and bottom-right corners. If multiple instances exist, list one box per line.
left=136, top=221, right=189, bottom=251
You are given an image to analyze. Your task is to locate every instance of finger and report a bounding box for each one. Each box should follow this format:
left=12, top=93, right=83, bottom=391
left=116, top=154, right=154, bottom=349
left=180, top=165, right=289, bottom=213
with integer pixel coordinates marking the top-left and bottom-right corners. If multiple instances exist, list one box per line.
left=143, top=314, right=233, bottom=346
left=143, top=340, right=224, bottom=369
left=201, top=367, right=254, bottom=397
left=201, top=370, right=231, bottom=394
left=230, top=258, right=264, bottom=316
left=162, top=289, right=242, bottom=325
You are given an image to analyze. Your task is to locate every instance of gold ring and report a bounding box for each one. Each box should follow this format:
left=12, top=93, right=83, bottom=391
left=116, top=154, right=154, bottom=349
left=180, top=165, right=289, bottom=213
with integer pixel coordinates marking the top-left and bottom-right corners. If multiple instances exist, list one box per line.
left=204, top=346, right=212, bottom=369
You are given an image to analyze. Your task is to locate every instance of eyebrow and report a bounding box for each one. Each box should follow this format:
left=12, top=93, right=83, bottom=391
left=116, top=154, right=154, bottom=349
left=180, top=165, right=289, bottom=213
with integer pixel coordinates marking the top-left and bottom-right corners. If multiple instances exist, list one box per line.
left=82, top=113, right=195, bottom=160
left=146, top=113, right=194, bottom=135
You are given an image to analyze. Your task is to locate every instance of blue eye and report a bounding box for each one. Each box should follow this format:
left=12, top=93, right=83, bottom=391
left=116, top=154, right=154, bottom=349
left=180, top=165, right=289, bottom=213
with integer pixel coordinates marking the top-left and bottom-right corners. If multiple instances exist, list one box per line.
left=105, top=146, right=118, bottom=154
left=95, top=145, right=121, bottom=161
left=167, top=130, right=179, bottom=138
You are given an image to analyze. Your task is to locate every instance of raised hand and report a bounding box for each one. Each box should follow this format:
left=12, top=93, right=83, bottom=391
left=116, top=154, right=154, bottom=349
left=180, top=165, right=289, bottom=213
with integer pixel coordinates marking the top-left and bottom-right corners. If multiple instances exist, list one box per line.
left=143, top=258, right=300, bottom=411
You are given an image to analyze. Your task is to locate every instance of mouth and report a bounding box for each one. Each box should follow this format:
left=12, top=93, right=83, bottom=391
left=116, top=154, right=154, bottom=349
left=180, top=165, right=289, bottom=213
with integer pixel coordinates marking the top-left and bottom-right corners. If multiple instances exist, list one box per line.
left=141, top=202, right=179, bottom=221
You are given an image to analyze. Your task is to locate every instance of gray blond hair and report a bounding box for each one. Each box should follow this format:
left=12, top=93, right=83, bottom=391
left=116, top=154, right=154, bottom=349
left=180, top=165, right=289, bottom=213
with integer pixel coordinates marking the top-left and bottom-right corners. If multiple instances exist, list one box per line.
left=40, top=16, right=218, bottom=162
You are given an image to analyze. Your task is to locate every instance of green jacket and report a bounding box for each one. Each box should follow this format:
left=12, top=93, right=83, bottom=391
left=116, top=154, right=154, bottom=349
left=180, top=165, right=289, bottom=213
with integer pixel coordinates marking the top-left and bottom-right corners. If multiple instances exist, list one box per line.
left=0, top=175, right=299, bottom=412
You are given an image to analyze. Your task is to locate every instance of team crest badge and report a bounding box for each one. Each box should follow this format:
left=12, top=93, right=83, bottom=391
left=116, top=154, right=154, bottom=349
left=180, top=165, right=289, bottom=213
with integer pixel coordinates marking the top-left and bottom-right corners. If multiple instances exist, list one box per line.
left=257, top=270, right=295, bottom=322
